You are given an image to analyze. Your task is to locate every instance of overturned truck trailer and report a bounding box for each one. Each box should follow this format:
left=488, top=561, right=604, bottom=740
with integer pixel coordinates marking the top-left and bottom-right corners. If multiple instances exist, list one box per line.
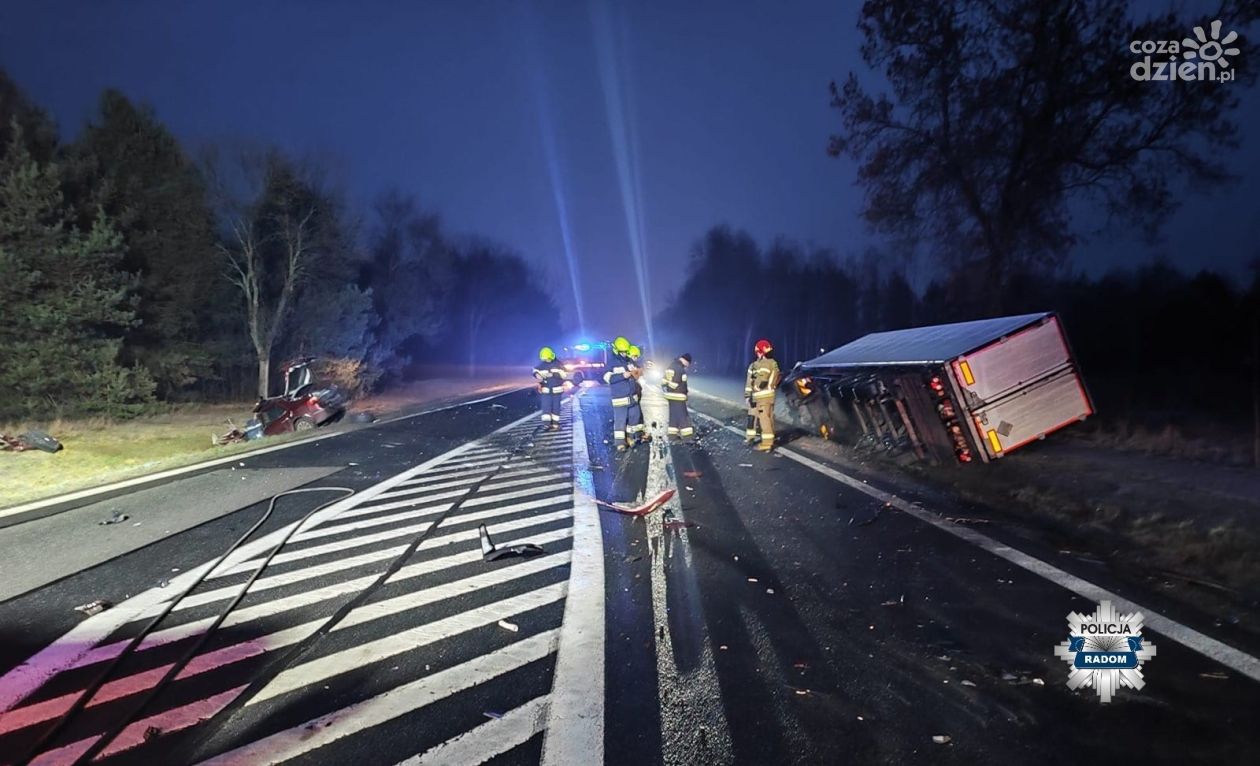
left=782, top=312, right=1093, bottom=464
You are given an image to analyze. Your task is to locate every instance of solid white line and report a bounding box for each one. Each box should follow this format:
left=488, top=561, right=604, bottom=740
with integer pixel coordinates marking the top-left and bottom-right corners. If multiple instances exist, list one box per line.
left=0, top=387, right=527, bottom=521
left=691, top=405, right=1260, bottom=684
left=249, top=582, right=567, bottom=705
left=0, top=410, right=538, bottom=714
left=198, top=631, right=559, bottom=766
left=397, top=694, right=549, bottom=765
left=215, top=501, right=572, bottom=579
left=542, top=394, right=604, bottom=764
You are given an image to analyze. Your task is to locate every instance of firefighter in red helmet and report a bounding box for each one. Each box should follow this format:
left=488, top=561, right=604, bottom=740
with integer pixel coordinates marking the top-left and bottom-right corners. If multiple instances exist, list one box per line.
left=744, top=339, right=779, bottom=450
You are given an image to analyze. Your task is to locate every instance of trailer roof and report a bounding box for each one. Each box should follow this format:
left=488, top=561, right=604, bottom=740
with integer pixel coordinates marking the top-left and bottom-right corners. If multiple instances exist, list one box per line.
left=802, top=312, right=1052, bottom=369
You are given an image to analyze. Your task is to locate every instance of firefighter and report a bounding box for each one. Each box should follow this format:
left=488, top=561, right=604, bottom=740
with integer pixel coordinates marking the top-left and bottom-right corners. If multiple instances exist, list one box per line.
left=603, top=336, right=638, bottom=451
left=626, top=344, right=650, bottom=444
left=662, top=352, right=694, bottom=439
left=533, top=346, right=566, bottom=430
left=745, top=339, right=779, bottom=450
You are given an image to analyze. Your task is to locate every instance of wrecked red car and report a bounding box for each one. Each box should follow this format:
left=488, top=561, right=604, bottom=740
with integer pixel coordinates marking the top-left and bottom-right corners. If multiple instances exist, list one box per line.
left=251, top=358, right=348, bottom=436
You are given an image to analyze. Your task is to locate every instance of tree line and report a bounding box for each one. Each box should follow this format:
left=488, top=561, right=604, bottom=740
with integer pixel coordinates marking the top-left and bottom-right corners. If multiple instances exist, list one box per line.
left=0, top=71, right=559, bottom=420
left=656, top=224, right=1260, bottom=439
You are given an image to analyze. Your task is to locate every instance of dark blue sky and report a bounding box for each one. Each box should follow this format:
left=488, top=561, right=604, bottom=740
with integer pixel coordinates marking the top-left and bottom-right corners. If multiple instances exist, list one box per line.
left=1, top=1, right=1256, bottom=339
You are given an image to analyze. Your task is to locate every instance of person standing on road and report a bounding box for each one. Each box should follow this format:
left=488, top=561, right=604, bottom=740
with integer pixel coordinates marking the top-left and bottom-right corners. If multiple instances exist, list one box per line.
left=745, top=339, right=779, bottom=451
left=662, top=352, right=694, bottom=440
left=534, top=346, right=566, bottom=431
left=626, top=344, right=650, bottom=445
left=603, top=336, right=638, bottom=451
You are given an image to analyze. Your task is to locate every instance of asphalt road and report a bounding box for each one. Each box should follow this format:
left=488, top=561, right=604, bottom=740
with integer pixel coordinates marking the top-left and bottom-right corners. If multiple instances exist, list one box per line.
left=0, top=384, right=1257, bottom=765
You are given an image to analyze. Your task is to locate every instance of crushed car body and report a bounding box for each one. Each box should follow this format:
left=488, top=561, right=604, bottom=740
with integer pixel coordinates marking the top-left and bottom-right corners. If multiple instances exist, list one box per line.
left=782, top=312, right=1093, bottom=464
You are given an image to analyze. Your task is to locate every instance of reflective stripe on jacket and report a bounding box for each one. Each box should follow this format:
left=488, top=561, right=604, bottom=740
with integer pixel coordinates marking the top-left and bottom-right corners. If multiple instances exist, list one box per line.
left=746, top=357, right=779, bottom=400
left=534, top=361, right=567, bottom=390
left=662, top=360, right=689, bottom=401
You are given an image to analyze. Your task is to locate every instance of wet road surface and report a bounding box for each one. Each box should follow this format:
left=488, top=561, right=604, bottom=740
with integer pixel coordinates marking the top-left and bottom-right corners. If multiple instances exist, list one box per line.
left=0, top=385, right=1258, bottom=765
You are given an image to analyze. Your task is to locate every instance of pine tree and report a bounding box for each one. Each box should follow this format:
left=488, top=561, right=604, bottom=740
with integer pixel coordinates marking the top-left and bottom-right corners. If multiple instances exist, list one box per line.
left=0, top=123, right=153, bottom=418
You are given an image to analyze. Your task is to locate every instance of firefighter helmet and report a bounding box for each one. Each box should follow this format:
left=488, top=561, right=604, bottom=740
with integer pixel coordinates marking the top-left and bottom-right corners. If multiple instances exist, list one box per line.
left=539, top=346, right=556, bottom=362
left=628, top=344, right=641, bottom=359
left=754, top=339, right=773, bottom=355
left=612, top=336, right=631, bottom=354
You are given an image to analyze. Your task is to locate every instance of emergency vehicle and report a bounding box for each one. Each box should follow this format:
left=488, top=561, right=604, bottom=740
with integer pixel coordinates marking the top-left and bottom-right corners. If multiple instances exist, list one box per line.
left=560, top=341, right=610, bottom=385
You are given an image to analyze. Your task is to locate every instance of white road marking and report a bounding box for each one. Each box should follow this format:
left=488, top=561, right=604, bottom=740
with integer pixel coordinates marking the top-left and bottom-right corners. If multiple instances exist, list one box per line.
left=71, top=529, right=576, bottom=675
left=0, top=408, right=537, bottom=714
left=691, top=404, right=1260, bottom=684
left=1, top=553, right=574, bottom=735
left=397, top=694, right=549, bottom=765
left=214, top=499, right=572, bottom=577
left=462, top=481, right=571, bottom=507
left=640, top=390, right=732, bottom=763
left=31, top=684, right=250, bottom=766
left=249, top=581, right=568, bottom=705
left=197, top=630, right=559, bottom=766
left=542, top=393, right=605, bottom=765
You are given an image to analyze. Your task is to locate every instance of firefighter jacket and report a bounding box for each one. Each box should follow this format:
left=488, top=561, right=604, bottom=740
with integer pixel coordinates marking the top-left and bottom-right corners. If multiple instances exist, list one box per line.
left=662, top=360, right=689, bottom=401
left=745, top=357, right=780, bottom=402
left=602, top=352, right=639, bottom=405
left=533, top=359, right=567, bottom=393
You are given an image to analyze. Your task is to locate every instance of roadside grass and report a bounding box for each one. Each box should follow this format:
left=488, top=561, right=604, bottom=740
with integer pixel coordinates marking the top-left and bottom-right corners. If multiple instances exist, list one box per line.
left=0, top=403, right=294, bottom=508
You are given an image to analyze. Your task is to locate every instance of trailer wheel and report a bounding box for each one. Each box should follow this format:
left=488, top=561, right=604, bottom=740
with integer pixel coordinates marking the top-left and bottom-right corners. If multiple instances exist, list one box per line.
left=294, top=416, right=316, bottom=432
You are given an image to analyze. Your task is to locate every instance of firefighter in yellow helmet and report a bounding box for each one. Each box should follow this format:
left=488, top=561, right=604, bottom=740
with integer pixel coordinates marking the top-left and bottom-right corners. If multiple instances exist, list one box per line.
left=602, top=336, right=638, bottom=450
left=533, top=346, right=566, bottom=430
left=626, top=344, right=649, bottom=444
left=745, top=339, right=779, bottom=450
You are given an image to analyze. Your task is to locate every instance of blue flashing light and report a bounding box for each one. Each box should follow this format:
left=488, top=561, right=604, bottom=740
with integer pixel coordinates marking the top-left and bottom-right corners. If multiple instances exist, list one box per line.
left=573, top=343, right=591, bottom=351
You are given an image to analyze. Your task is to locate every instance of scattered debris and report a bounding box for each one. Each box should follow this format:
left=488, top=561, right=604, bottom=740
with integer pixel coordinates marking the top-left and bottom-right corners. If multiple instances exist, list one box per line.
left=766, top=588, right=775, bottom=595
left=158, top=579, right=170, bottom=588
left=624, top=554, right=644, bottom=563
left=719, top=645, right=729, bottom=650
left=682, top=470, right=702, bottom=479
left=1200, top=671, right=1229, bottom=680
left=880, top=595, right=904, bottom=607
left=143, top=725, right=162, bottom=741
left=99, top=512, right=129, bottom=526
left=497, top=619, right=519, bottom=633
left=793, top=688, right=811, bottom=696
left=595, top=489, right=676, bottom=516
left=747, top=577, right=759, bottom=583
left=961, top=680, right=977, bottom=688
left=684, top=486, right=695, bottom=491
left=943, top=516, right=991, bottom=525
left=483, top=710, right=504, bottom=719
left=932, top=735, right=952, bottom=745
left=793, top=662, right=809, bottom=669
left=1, top=430, right=63, bottom=453
left=490, top=403, right=507, bottom=410
left=738, top=463, right=753, bottom=468
left=1031, top=678, right=1045, bottom=686
left=75, top=599, right=111, bottom=617
left=479, top=524, right=545, bottom=561
left=663, top=518, right=698, bottom=531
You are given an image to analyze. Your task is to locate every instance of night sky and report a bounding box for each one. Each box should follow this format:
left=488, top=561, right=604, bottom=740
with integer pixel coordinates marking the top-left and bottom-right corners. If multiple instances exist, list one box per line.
left=1, top=0, right=1257, bottom=339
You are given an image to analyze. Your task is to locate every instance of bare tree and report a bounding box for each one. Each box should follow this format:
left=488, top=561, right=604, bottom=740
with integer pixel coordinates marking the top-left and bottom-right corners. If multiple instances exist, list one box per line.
left=829, top=0, right=1259, bottom=309
left=204, top=145, right=331, bottom=397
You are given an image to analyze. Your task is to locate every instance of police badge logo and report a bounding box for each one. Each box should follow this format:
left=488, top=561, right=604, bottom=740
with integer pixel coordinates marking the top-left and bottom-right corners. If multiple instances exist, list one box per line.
left=1054, top=600, right=1157, bottom=703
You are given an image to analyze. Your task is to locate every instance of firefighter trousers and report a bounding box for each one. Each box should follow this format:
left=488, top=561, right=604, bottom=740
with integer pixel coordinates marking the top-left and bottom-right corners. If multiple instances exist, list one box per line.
left=748, top=398, right=775, bottom=445
left=626, top=395, right=645, bottom=437
left=667, top=399, right=693, bottom=438
left=539, top=392, right=561, bottom=424
left=612, top=399, right=630, bottom=442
